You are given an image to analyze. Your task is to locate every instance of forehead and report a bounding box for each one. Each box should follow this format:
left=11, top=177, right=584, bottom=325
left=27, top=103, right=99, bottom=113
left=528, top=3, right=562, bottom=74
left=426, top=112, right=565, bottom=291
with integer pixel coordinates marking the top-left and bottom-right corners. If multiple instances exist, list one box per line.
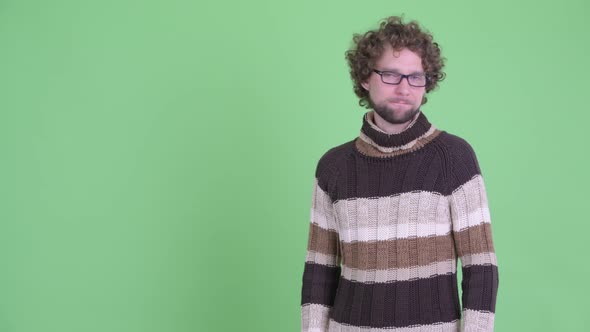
left=375, top=45, right=424, bottom=73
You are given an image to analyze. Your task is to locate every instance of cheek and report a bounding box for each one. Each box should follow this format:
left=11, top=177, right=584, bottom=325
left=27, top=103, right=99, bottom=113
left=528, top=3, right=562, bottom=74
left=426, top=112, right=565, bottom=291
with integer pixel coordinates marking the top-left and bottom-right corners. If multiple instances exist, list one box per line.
left=414, top=91, right=426, bottom=103
left=370, top=85, right=388, bottom=99
left=371, top=90, right=386, bottom=103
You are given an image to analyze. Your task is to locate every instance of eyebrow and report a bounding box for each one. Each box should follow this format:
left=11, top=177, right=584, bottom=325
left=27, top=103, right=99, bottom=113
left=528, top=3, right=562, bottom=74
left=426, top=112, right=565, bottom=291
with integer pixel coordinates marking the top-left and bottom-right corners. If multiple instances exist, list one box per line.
left=380, top=68, right=425, bottom=75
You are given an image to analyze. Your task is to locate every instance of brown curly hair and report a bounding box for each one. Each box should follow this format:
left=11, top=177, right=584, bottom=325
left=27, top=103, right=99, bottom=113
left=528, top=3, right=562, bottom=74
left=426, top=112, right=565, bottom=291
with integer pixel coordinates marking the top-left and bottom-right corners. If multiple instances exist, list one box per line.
left=345, top=15, right=446, bottom=108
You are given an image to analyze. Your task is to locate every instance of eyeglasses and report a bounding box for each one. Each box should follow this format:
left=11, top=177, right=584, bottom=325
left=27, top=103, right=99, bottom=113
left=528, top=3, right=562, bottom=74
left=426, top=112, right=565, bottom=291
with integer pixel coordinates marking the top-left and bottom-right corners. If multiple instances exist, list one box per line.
left=372, top=69, right=429, bottom=87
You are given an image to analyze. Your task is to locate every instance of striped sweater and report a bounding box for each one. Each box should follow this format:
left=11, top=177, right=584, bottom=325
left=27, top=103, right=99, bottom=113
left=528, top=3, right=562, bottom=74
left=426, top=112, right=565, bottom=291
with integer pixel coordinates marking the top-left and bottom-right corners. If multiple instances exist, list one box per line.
left=300, top=110, right=499, bottom=332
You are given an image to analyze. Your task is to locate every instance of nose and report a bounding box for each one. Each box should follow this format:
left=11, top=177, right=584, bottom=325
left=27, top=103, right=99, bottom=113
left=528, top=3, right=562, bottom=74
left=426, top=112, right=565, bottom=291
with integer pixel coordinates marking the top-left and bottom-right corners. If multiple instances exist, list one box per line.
left=394, top=77, right=411, bottom=95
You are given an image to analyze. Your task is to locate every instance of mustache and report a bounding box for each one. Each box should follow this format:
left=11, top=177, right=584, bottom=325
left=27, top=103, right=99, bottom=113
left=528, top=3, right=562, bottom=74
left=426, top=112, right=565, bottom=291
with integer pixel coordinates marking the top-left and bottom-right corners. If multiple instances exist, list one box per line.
left=388, top=98, right=411, bottom=104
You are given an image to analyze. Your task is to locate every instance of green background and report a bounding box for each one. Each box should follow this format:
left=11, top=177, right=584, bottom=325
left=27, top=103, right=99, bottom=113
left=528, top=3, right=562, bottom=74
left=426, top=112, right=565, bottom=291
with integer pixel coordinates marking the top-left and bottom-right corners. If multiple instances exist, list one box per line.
left=1, top=0, right=588, bottom=331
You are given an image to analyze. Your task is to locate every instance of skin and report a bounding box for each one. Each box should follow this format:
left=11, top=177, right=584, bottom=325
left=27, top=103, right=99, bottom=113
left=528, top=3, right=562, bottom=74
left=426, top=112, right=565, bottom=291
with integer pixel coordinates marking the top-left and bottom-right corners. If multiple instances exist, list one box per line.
left=361, top=45, right=427, bottom=134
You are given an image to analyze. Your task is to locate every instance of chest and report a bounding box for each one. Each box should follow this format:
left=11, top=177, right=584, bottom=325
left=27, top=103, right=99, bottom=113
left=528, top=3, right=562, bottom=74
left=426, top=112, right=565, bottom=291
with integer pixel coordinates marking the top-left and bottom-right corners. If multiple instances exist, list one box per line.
left=331, top=155, right=452, bottom=243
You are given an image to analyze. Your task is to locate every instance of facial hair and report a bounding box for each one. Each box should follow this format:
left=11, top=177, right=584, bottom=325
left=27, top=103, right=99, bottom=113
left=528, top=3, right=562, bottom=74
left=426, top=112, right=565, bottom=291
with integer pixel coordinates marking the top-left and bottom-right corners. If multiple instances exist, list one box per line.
left=369, top=98, right=421, bottom=125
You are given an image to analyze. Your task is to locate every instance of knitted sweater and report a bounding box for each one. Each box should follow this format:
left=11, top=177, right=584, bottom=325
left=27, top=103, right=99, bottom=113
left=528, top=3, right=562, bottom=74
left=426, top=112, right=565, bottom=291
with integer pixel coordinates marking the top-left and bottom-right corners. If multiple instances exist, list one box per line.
left=300, top=110, right=499, bottom=332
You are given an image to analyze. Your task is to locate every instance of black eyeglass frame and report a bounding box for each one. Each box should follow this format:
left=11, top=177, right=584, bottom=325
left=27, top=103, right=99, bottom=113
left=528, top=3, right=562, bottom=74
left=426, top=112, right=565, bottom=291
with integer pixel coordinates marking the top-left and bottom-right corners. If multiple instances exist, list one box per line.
left=372, top=69, right=430, bottom=87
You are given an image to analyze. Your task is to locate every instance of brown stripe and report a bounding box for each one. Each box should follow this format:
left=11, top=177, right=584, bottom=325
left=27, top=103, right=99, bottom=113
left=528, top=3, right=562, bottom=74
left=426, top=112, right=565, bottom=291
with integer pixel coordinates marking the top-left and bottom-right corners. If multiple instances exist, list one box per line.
left=307, top=222, right=340, bottom=256
left=355, top=128, right=442, bottom=158
left=341, top=233, right=456, bottom=270
left=454, top=223, right=495, bottom=257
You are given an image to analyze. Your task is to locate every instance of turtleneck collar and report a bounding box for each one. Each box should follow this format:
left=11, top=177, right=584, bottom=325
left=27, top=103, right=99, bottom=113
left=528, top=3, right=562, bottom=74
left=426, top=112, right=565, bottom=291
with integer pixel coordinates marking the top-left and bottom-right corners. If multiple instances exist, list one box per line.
left=355, top=109, right=442, bottom=157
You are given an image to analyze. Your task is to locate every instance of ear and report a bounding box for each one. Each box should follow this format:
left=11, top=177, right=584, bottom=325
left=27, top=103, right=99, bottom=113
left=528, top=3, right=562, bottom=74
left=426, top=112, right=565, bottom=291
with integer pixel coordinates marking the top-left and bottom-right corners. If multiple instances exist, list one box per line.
left=361, top=81, right=369, bottom=91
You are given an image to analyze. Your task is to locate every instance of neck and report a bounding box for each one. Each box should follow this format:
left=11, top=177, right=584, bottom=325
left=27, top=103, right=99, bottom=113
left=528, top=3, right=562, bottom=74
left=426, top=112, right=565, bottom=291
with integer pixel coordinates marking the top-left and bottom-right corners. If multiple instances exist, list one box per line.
left=372, top=110, right=420, bottom=134
left=355, top=109, right=442, bottom=157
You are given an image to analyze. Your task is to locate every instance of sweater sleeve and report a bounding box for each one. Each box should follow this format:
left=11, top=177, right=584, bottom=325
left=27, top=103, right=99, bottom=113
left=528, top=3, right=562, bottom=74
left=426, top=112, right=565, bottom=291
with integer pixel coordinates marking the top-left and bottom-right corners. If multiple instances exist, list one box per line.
left=447, top=137, right=499, bottom=332
left=300, top=160, right=341, bottom=332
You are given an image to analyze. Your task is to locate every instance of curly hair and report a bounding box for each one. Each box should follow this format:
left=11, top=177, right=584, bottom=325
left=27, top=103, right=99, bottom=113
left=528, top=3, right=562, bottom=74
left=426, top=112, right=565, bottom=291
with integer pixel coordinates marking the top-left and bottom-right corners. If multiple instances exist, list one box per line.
left=345, top=15, right=446, bottom=108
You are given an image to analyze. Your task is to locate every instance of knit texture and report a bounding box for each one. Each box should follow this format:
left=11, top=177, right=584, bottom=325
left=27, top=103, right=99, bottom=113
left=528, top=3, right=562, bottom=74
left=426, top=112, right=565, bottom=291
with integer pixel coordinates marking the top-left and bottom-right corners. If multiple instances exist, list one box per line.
left=301, top=110, right=499, bottom=332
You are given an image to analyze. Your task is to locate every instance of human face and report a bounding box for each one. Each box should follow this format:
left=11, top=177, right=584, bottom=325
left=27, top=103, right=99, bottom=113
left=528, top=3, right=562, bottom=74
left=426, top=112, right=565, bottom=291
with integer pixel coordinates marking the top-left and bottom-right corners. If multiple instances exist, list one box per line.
left=361, top=46, right=426, bottom=125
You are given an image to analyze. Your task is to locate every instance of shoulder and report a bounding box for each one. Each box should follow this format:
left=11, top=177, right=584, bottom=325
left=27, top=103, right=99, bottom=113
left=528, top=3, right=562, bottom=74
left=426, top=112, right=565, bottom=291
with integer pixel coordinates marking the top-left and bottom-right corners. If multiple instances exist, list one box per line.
left=315, top=139, right=355, bottom=176
left=437, top=131, right=483, bottom=189
left=314, top=139, right=355, bottom=193
left=438, top=131, right=477, bottom=157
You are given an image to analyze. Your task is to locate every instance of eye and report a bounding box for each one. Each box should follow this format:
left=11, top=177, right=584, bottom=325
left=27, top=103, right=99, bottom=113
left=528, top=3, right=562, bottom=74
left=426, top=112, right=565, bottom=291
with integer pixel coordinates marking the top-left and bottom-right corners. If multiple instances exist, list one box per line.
left=383, top=72, right=401, bottom=78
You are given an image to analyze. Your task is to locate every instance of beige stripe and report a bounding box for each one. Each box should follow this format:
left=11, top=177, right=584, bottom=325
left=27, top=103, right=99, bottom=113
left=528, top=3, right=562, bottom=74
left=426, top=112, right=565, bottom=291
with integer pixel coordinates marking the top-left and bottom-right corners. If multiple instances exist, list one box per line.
left=301, top=303, right=330, bottom=331
left=342, top=258, right=456, bottom=283
left=461, top=309, right=495, bottom=332
left=454, top=223, right=495, bottom=257
left=327, top=319, right=460, bottom=331
left=450, top=174, right=492, bottom=232
left=307, top=223, right=340, bottom=257
left=310, top=177, right=338, bottom=231
left=359, top=124, right=437, bottom=152
left=356, top=127, right=442, bottom=157
left=460, top=252, right=498, bottom=267
left=341, top=234, right=456, bottom=270
left=334, top=191, right=451, bottom=243
left=305, top=250, right=340, bottom=267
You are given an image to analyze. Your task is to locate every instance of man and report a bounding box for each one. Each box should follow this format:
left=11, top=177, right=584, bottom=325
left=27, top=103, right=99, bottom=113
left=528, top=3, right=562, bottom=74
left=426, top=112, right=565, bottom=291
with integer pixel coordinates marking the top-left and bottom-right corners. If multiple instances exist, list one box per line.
left=301, top=16, right=499, bottom=332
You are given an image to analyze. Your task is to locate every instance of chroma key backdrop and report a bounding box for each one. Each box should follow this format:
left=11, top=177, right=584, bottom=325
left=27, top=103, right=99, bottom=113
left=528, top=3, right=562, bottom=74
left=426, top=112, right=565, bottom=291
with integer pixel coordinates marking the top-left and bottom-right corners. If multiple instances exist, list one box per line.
left=1, top=0, right=589, bottom=331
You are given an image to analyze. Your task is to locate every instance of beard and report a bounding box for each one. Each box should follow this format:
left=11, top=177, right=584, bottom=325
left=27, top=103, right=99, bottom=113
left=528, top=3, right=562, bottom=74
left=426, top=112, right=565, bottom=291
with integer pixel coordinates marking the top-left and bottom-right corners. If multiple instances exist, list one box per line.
left=369, top=98, right=421, bottom=125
